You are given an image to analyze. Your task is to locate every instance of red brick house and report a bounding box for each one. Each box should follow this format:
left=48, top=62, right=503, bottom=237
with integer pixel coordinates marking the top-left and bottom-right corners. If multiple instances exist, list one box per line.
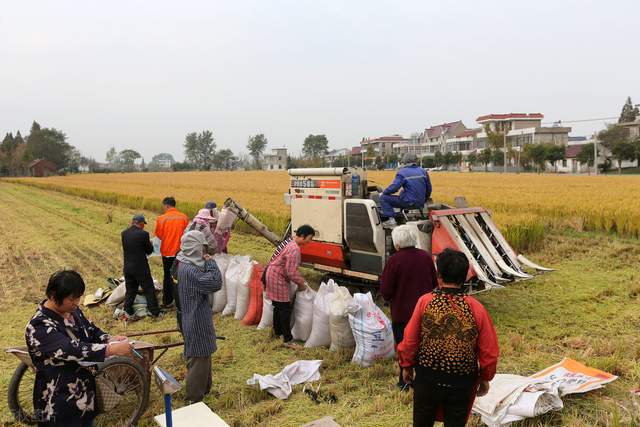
left=28, top=159, right=57, bottom=177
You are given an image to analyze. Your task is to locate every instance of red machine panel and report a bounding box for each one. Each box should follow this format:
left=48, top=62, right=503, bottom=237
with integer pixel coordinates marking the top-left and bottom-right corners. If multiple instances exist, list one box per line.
left=300, top=241, right=346, bottom=269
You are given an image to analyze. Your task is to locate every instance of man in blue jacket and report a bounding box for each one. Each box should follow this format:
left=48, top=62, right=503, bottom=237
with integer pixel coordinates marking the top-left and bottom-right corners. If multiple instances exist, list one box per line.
left=380, top=153, right=432, bottom=227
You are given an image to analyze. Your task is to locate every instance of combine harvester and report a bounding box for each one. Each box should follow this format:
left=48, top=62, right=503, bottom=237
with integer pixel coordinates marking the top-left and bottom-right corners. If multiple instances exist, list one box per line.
left=225, top=167, right=551, bottom=294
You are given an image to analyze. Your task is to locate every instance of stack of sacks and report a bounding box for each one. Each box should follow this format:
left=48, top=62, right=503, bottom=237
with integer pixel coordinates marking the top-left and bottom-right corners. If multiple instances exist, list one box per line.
left=349, top=292, right=395, bottom=367
left=304, top=280, right=339, bottom=348
left=222, top=255, right=252, bottom=317
left=241, top=263, right=264, bottom=326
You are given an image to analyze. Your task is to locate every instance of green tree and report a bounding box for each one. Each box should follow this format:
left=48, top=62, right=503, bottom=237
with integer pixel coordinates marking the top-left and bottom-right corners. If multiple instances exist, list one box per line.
left=434, top=151, right=443, bottom=167
left=422, top=156, right=435, bottom=169
left=26, top=122, right=74, bottom=170
left=545, top=144, right=565, bottom=173
left=303, top=134, right=329, bottom=159
left=598, top=125, right=631, bottom=174
left=631, top=137, right=640, bottom=167
left=149, top=152, right=175, bottom=170
left=524, top=144, right=548, bottom=172
left=479, top=148, right=492, bottom=172
left=119, top=149, right=141, bottom=172
left=618, top=96, right=639, bottom=123
left=466, top=152, right=478, bottom=171
left=610, top=141, right=635, bottom=174
left=577, top=143, right=595, bottom=174
left=247, top=134, right=268, bottom=169
left=105, top=146, right=118, bottom=169
left=484, top=125, right=506, bottom=150
left=452, top=152, right=463, bottom=169
left=442, top=152, right=453, bottom=170
left=213, top=148, right=236, bottom=170
left=184, top=130, right=216, bottom=170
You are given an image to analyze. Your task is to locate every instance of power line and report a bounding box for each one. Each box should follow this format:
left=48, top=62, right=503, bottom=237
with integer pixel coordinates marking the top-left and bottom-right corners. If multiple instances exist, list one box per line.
left=542, top=116, right=618, bottom=125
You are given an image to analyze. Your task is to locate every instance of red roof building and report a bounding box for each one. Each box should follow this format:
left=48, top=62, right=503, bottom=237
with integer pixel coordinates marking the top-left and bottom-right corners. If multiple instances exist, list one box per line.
left=28, top=159, right=57, bottom=177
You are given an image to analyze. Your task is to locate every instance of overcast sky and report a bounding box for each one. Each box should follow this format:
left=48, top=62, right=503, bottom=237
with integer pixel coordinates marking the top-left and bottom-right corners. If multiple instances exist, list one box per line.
left=1, top=1, right=638, bottom=161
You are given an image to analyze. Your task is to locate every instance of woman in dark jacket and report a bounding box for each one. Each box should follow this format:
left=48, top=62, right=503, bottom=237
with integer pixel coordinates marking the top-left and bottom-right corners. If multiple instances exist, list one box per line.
left=25, top=270, right=132, bottom=426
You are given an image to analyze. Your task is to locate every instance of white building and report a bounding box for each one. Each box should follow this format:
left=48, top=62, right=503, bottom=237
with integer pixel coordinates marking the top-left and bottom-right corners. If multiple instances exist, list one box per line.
left=263, top=148, right=287, bottom=171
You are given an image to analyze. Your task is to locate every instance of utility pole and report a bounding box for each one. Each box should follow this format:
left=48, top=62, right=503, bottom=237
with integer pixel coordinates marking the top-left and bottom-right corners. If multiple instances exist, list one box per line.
left=503, top=126, right=508, bottom=173
left=593, top=132, right=598, bottom=176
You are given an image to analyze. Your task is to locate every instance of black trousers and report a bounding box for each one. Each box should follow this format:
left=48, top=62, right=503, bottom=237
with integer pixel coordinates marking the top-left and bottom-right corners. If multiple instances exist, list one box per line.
left=162, top=256, right=176, bottom=305
left=392, top=321, right=408, bottom=388
left=186, top=355, right=212, bottom=403
left=272, top=301, right=293, bottom=342
left=123, top=268, right=160, bottom=317
left=413, top=368, right=475, bottom=427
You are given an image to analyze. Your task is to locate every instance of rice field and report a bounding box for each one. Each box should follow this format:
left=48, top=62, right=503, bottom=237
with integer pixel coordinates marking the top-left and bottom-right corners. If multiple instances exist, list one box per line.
left=8, top=171, right=640, bottom=252
left=1, top=182, right=639, bottom=426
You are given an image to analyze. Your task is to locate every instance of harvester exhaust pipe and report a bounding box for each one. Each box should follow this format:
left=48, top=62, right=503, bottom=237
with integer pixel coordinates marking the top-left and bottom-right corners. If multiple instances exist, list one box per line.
left=224, top=198, right=281, bottom=246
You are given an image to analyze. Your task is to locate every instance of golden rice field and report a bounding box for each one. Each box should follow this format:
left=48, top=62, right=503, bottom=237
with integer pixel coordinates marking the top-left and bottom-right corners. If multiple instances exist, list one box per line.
left=8, top=171, right=640, bottom=251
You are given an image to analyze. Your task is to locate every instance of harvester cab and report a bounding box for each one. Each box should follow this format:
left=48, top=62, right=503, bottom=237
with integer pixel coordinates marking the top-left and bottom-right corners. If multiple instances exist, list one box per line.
left=226, top=166, right=551, bottom=294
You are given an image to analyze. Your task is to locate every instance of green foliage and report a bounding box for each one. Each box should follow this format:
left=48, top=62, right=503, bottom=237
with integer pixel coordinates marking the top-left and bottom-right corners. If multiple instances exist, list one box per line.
left=247, top=134, right=268, bottom=169
left=118, top=149, right=141, bottom=172
left=491, top=149, right=504, bottom=166
left=523, top=143, right=548, bottom=172
left=433, top=151, right=443, bottom=167
left=213, top=148, right=237, bottom=170
left=618, top=96, right=639, bottom=123
left=302, top=134, right=329, bottom=158
left=577, top=143, right=595, bottom=172
left=484, top=124, right=506, bottom=150
left=466, top=152, right=477, bottom=166
left=545, top=144, right=565, bottom=172
left=184, top=130, right=216, bottom=170
left=479, top=148, right=492, bottom=171
left=26, top=121, right=74, bottom=170
left=422, top=156, right=435, bottom=169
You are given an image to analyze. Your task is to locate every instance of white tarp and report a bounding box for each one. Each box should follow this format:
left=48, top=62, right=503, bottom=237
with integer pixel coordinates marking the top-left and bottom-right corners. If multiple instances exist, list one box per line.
left=247, top=360, right=323, bottom=399
left=473, top=358, right=617, bottom=426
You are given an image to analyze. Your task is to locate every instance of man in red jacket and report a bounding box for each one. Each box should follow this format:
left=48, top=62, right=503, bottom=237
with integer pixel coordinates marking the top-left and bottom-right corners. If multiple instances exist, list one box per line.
left=398, top=248, right=499, bottom=427
left=380, top=225, right=437, bottom=390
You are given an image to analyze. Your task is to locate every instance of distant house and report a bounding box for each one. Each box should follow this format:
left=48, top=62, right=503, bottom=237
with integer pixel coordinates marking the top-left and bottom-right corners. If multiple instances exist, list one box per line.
left=28, top=159, right=57, bottom=177
left=360, top=135, right=409, bottom=157
left=263, top=148, right=287, bottom=171
left=323, top=148, right=351, bottom=164
left=420, top=121, right=470, bottom=154
left=475, top=113, right=572, bottom=149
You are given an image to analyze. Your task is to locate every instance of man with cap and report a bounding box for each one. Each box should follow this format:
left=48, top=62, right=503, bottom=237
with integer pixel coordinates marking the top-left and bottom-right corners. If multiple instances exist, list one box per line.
left=379, top=153, right=432, bottom=228
left=121, top=214, right=161, bottom=319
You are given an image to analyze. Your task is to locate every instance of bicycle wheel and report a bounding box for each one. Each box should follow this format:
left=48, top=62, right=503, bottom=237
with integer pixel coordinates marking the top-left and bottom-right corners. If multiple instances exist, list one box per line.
left=7, top=362, right=37, bottom=425
left=94, top=357, right=150, bottom=427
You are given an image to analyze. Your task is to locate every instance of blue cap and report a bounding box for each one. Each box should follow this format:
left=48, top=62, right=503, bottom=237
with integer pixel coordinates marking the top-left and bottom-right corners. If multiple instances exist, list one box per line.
left=205, top=201, right=217, bottom=209
left=132, top=214, right=147, bottom=224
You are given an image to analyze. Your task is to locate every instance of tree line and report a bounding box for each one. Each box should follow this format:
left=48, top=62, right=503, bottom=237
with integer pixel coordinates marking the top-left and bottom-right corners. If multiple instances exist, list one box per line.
left=0, top=121, right=83, bottom=176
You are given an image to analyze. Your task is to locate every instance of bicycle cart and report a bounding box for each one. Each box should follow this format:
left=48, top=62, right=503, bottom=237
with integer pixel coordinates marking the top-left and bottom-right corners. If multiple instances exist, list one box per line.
left=7, top=327, right=184, bottom=427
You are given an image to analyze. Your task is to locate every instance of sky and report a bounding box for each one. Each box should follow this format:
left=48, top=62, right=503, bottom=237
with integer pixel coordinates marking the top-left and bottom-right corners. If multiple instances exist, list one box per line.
left=1, top=0, right=639, bottom=162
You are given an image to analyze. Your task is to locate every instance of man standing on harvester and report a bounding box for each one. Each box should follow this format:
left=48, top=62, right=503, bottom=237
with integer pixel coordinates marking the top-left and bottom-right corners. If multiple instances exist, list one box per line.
left=380, top=153, right=432, bottom=228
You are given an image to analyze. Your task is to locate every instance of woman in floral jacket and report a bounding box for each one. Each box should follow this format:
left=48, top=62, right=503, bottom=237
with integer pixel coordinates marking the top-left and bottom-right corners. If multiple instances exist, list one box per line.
left=25, top=270, right=132, bottom=426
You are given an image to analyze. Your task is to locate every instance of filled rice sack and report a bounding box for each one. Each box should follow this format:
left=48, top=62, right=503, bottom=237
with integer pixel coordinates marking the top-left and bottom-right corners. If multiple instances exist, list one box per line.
left=305, top=280, right=339, bottom=348
left=291, top=286, right=316, bottom=341
left=349, top=292, right=395, bottom=367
